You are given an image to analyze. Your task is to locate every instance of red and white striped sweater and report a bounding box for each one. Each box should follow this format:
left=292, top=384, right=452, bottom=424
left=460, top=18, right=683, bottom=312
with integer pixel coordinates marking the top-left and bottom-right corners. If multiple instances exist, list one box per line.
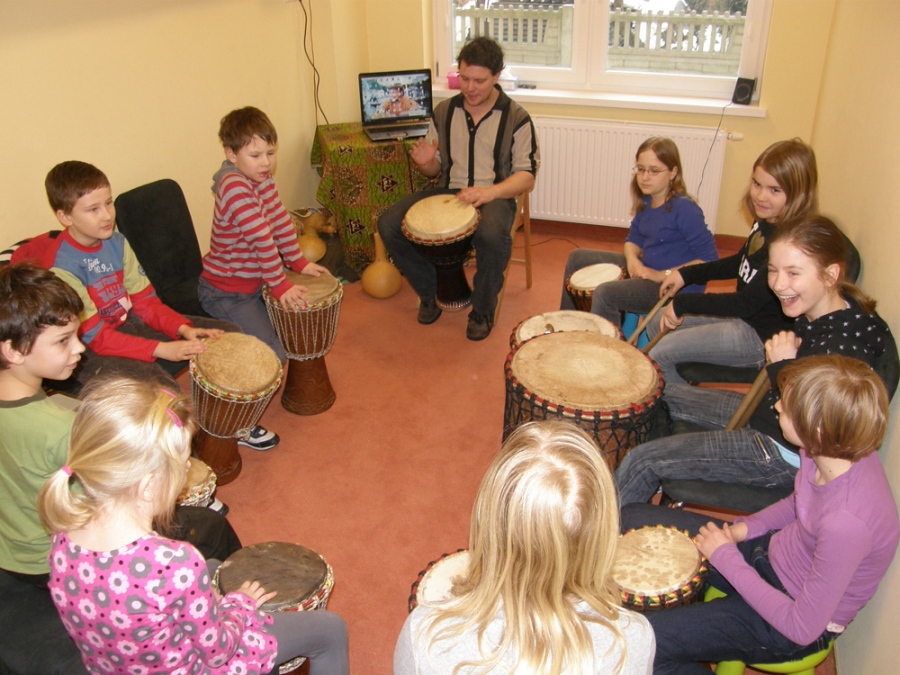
left=201, top=164, right=308, bottom=299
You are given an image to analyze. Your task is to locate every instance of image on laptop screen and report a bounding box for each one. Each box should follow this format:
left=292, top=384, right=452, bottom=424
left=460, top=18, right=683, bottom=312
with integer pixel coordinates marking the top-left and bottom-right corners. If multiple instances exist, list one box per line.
left=359, top=69, right=433, bottom=126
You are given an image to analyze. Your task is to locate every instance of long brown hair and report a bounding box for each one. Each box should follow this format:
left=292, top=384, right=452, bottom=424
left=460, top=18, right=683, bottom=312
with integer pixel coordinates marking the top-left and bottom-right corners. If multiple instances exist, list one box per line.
left=769, top=215, right=875, bottom=313
left=742, top=138, right=818, bottom=223
left=631, top=137, right=694, bottom=215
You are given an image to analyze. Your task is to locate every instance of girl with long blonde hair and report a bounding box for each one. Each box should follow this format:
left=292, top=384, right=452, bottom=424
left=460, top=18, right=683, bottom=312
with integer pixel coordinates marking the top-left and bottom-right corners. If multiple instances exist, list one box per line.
left=394, top=421, right=655, bottom=674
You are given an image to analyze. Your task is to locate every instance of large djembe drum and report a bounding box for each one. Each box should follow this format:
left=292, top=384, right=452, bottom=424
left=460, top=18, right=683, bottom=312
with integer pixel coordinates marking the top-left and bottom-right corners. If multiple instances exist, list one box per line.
left=503, top=332, right=664, bottom=471
left=214, top=542, right=335, bottom=674
left=613, top=526, right=708, bottom=611
left=265, top=271, right=342, bottom=416
left=565, top=263, right=625, bottom=312
left=509, top=310, right=621, bottom=350
left=190, top=333, right=283, bottom=484
left=402, top=195, right=480, bottom=311
left=176, top=457, right=217, bottom=508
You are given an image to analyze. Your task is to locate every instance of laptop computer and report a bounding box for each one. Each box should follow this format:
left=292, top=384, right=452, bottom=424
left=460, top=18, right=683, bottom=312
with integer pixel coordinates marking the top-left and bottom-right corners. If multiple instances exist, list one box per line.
left=359, top=69, right=433, bottom=142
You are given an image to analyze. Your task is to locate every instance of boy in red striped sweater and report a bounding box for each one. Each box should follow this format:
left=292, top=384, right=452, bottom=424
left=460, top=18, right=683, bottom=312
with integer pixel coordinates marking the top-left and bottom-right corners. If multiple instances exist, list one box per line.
left=198, top=108, right=330, bottom=448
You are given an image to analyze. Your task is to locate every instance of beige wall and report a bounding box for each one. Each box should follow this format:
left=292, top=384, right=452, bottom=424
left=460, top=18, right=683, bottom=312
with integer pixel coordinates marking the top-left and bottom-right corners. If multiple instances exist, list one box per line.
left=0, top=0, right=320, bottom=249
left=811, top=1, right=900, bottom=671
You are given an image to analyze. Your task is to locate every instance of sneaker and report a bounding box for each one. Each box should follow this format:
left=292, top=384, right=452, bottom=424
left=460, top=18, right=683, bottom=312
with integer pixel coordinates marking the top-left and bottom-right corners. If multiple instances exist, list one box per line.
left=418, top=299, right=442, bottom=325
left=208, top=498, right=230, bottom=517
left=466, top=311, right=493, bottom=341
left=238, top=425, right=280, bottom=451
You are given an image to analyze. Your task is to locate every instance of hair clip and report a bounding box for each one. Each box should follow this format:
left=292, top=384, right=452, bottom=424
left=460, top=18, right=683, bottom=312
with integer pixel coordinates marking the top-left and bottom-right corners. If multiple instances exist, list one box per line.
left=159, top=388, right=179, bottom=399
left=165, top=408, right=183, bottom=429
left=61, top=465, right=73, bottom=477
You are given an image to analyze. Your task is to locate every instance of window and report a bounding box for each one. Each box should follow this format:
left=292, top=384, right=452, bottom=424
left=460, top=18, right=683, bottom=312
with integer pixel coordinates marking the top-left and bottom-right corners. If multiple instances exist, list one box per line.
left=433, top=0, right=773, bottom=101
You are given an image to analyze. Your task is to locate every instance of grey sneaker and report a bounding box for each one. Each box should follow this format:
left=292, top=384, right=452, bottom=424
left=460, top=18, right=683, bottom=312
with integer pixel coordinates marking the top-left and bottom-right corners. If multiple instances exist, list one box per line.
left=238, top=425, right=280, bottom=451
left=466, top=312, right=493, bottom=341
left=418, top=299, right=442, bottom=325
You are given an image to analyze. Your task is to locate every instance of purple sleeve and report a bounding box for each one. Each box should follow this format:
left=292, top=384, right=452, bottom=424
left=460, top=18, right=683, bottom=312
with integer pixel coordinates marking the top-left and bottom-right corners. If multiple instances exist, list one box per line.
left=710, top=512, right=873, bottom=645
left=737, top=492, right=798, bottom=541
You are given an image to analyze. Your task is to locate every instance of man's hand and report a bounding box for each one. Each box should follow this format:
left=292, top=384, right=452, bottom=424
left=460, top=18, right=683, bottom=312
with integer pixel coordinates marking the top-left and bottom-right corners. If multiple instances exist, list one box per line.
left=456, top=186, right=497, bottom=208
left=409, top=139, right=439, bottom=168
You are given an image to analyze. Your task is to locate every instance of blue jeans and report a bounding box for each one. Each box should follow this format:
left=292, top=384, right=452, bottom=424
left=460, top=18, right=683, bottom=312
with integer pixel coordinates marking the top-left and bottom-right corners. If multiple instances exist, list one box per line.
left=646, top=315, right=765, bottom=385
left=647, top=531, right=836, bottom=675
left=559, top=249, right=661, bottom=328
left=614, top=412, right=797, bottom=505
left=378, top=189, right=516, bottom=318
left=198, top=278, right=286, bottom=363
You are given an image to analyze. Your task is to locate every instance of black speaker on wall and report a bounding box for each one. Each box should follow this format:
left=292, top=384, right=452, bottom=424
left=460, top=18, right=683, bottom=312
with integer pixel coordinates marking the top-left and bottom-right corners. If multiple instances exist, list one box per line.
left=732, top=78, right=757, bottom=105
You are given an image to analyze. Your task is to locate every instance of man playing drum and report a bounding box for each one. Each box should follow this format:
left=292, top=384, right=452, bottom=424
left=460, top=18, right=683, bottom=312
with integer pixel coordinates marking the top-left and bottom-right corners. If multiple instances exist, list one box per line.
left=379, top=37, right=540, bottom=341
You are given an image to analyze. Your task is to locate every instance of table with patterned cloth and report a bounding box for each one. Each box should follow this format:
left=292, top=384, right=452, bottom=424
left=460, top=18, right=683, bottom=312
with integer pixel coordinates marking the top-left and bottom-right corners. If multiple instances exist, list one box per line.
left=311, top=122, right=435, bottom=273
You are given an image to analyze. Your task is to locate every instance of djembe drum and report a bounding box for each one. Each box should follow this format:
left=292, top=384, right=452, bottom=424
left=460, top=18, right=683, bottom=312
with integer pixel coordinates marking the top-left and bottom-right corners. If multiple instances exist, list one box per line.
left=401, top=195, right=480, bottom=311
left=612, top=526, right=708, bottom=611
left=408, top=550, right=470, bottom=612
left=265, top=271, right=342, bottom=416
left=565, top=263, right=625, bottom=312
left=190, top=333, right=283, bottom=484
left=176, top=457, right=217, bottom=508
left=503, top=332, right=664, bottom=471
left=509, top=310, right=620, bottom=350
left=214, top=542, right=335, bottom=674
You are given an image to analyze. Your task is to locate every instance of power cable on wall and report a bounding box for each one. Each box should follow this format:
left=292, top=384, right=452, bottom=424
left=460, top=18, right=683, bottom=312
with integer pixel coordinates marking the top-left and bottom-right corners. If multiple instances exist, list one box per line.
left=298, top=0, right=329, bottom=126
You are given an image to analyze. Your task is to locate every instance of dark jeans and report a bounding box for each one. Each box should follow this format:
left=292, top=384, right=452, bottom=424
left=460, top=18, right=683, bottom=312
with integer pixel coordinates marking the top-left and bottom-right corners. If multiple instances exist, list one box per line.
left=73, top=314, right=238, bottom=390
left=379, top=188, right=516, bottom=318
left=623, top=505, right=835, bottom=675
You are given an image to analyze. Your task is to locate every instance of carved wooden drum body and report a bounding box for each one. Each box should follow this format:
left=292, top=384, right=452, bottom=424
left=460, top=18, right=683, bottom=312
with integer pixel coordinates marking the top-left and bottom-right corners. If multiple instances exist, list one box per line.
left=402, top=195, right=480, bottom=312
left=190, top=333, right=283, bottom=484
left=265, top=272, right=342, bottom=416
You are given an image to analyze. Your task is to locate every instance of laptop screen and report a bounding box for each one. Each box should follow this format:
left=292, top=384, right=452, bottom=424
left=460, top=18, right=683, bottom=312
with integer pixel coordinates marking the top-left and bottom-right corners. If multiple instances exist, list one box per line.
left=359, top=69, right=433, bottom=126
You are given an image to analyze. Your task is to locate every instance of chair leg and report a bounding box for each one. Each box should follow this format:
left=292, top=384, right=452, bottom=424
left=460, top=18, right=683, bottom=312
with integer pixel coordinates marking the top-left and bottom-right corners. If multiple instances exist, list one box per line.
left=521, top=192, right=532, bottom=288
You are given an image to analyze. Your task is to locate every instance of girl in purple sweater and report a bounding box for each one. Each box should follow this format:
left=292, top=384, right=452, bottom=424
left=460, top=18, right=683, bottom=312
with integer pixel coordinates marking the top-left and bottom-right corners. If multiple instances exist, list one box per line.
left=647, top=354, right=899, bottom=674
left=37, top=377, right=348, bottom=675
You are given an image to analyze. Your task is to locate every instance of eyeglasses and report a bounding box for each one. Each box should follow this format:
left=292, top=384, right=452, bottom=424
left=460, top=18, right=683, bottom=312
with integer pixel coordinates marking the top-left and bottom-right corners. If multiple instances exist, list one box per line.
left=632, top=166, right=669, bottom=177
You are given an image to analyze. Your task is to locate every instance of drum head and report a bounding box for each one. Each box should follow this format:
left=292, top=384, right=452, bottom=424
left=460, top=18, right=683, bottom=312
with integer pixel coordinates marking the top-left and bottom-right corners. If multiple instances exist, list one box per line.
left=403, top=195, right=479, bottom=242
left=216, top=542, right=328, bottom=612
left=193, top=333, right=282, bottom=395
left=283, top=271, right=341, bottom=306
left=511, top=333, right=659, bottom=412
left=613, top=527, right=700, bottom=597
left=418, top=550, right=470, bottom=606
left=179, top=457, right=213, bottom=498
left=515, top=311, right=618, bottom=345
left=568, top=263, right=624, bottom=291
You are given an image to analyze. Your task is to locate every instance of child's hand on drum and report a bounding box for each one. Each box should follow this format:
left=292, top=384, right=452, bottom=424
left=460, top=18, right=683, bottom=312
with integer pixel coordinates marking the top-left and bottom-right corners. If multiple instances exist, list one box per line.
left=695, top=522, right=738, bottom=558
left=178, top=326, right=224, bottom=342
left=660, top=303, right=684, bottom=332
left=153, top=339, right=209, bottom=362
left=235, top=580, right=278, bottom=609
left=409, top=138, right=438, bottom=167
left=300, top=263, right=331, bottom=278
left=279, top=284, right=309, bottom=311
left=765, top=331, right=802, bottom=363
left=659, top=269, right=685, bottom=297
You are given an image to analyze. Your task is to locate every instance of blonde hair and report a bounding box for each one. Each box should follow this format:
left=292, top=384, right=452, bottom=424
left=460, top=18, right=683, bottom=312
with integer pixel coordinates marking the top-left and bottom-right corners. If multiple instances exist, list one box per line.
left=39, top=376, right=195, bottom=535
left=630, top=137, right=694, bottom=215
left=424, top=421, right=624, bottom=675
left=778, top=355, right=888, bottom=461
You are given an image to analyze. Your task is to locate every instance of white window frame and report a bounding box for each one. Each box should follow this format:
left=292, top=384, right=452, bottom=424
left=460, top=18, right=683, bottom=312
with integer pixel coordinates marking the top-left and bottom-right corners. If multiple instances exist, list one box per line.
left=433, top=0, right=773, bottom=102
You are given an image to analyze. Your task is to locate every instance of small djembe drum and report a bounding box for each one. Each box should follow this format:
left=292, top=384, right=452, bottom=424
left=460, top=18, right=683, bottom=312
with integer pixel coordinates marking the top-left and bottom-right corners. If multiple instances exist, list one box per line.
left=503, top=332, right=664, bottom=471
left=613, top=526, right=708, bottom=611
left=214, top=542, right=335, bottom=674
left=408, top=550, right=470, bottom=612
left=565, top=263, right=625, bottom=312
left=401, top=195, right=480, bottom=311
left=509, top=310, right=621, bottom=350
left=190, top=333, right=283, bottom=484
left=265, top=271, right=342, bottom=416
left=176, top=457, right=217, bottom=508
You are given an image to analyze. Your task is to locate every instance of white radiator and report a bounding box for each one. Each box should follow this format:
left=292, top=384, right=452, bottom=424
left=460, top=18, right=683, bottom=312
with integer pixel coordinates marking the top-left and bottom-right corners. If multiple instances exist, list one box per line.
left=531, top=117, right=728, bottom=232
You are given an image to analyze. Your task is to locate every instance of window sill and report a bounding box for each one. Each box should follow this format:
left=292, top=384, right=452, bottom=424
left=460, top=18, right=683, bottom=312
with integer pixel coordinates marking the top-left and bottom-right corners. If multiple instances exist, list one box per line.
left=432, top=83, right=767, bottom=118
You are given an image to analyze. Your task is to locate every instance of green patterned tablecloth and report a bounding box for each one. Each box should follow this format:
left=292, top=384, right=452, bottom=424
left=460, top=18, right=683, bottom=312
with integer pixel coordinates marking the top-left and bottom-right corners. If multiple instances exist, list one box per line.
left=311, top=122, right=434, bottom=273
